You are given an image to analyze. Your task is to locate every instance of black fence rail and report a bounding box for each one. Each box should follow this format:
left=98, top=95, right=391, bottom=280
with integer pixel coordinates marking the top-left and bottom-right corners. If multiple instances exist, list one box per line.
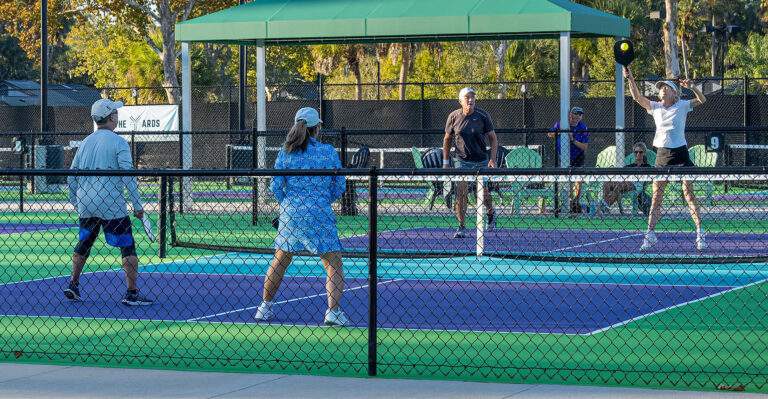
left=0, top=167, right=767, bottom=391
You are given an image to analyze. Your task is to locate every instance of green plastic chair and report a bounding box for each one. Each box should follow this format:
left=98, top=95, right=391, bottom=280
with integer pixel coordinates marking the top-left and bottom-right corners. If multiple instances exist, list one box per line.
left=411, top=147, right=424, bottom=168
left=504, top=147, right=554, bottom=214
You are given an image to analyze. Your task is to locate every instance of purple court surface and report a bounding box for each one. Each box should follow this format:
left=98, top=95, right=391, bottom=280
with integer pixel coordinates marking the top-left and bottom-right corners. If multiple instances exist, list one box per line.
left=0, top=271, right=730, bottom=334
left=339, top=227, right=768, bottom=258
left=0, top=223, right=73, bottom=234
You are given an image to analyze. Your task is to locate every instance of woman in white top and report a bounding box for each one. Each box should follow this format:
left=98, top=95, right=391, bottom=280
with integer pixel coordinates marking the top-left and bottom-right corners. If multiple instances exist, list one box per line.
left=624, top=67, right=707, bottom=251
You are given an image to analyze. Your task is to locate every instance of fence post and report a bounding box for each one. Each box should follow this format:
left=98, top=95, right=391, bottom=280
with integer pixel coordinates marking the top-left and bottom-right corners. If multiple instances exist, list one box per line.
left=318, top=74, right=325, bottom=122
left=367, top=166, right=378, bottom=377
left=340, top=128, right=357, bottom=216
left=159, top=175, right=167, bottom=258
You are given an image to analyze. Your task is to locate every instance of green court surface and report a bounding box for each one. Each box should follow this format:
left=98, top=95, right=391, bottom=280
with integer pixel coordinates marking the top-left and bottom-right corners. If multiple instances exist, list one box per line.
left=1, top=211, right=767, bottom=392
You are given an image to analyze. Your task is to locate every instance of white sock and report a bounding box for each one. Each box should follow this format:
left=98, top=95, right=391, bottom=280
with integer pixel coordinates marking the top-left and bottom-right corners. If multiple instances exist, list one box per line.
left=261, top=300, right=274, bottom=307
left=696, top=227, right=703, bottom=237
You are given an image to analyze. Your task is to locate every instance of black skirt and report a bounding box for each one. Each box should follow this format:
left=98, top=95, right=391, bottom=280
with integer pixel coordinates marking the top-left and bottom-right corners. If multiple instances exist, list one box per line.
left=655, top=145, right=694, bottom=167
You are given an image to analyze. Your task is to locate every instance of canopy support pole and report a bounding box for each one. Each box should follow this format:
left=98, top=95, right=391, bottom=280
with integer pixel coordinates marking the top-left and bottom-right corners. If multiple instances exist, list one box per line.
left=559, top=32, right=572, bottom=212
left=256, top=42, right=267, bottom=203
left=181, top=42, right=193, bottom=209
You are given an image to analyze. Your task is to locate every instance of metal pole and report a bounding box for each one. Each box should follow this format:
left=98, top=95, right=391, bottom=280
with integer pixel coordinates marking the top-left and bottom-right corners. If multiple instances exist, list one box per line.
left=615, top=37, right=626, bottom=167
left=367, top=166, right=378, bottom=377
left=18, top=142, right=24, bottom=213
left=159, top=176, right=167, bottom=258
left=239, top=11, right=247, bottom=132
left=256, top=42, right=267, bottom=207
left=40, top=0, right=49, bottom=140
left=181, top=42, right=193, bottom=210
left=558, top=32, right=572, bottom=215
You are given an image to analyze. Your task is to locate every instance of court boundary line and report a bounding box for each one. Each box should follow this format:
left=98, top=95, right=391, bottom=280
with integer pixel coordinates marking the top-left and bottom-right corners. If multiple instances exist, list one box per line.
left=145, top=269, right=743, bottom=289
left=185, top=278, right=404, bottom=322
left=0, top=253, right=224, bottom=288
left=582, top=276, right=768, bottom=336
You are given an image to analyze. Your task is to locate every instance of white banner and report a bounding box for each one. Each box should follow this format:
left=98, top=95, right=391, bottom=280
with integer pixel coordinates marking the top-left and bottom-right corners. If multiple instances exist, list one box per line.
left=94, top=105, right=180, bottom=142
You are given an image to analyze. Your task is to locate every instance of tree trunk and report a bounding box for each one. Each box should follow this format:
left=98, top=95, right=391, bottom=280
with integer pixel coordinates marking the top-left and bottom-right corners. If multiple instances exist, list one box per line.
left=710, top=14, right=727, bottom=77
left=491, top=41, right=509, bottom=99
left=157, top=1, right=181, bottom=104
left=398, top=44, right=412, bottom=100
left=345, top=46, right=363, bottom=100
left=663, top=0, right=682, bottom=79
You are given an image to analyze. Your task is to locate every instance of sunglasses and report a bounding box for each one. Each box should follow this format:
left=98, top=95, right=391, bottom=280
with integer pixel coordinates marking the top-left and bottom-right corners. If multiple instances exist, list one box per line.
left=634, top=150, right=645, bottom=154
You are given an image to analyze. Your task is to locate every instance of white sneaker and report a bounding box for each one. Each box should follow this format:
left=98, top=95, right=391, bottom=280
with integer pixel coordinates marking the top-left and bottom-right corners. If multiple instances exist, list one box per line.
left=324, top=307, right=350, bottom=327
left=696, top=233, right=707, bottom=251
left=640, top=231, right=658, bottom=251
left=254, top=301, right=275, bottom=321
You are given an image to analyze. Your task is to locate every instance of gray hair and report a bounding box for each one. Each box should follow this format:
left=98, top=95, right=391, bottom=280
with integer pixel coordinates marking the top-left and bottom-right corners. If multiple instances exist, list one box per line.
left=632, top=142, right=648, bottom=152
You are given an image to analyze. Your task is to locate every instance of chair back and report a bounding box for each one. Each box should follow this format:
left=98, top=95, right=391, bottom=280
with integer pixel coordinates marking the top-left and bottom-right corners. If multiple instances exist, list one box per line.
left=421, top=148, right=444, bottom=168
left=348, top=146, right=371, bottom=168
left=595, top=146, right=617, bottom=168
left=411, top=147, right=424, bottom=168
left=689, top=144, right=717, bottom=167
left=505, top=147, right=542, bottom=168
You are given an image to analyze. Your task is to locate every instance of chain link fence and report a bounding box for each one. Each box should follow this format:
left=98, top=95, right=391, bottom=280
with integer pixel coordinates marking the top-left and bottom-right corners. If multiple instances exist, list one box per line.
left=0, top=167, right=767, bottom=392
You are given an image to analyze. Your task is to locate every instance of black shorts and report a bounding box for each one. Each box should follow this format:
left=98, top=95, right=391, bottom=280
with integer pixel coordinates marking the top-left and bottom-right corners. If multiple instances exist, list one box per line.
left=75, top=216, right=136, bottom=258
left=570, top=153, right=585, bottom=167
left=655, top=146, right=694, bottom=167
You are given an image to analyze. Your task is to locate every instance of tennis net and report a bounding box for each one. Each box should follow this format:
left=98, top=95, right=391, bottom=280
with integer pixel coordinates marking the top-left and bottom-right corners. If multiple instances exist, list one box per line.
left=168, top=169, right=768, bottom=264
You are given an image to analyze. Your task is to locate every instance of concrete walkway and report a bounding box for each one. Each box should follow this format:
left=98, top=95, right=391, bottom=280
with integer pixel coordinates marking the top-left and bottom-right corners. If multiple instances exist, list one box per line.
left=1, top=363, right=767, bottom=399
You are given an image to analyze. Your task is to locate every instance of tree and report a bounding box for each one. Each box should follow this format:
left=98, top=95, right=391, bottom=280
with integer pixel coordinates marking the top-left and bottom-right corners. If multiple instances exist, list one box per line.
left=490, top=41, right=509, bottom=98
left=663, top=0, right=682, bottom=78
left=0, top=0, right=76, bottom=81
left=75, top=0, right=236, bottom=104
left=0, top=32, right=35, bottom=81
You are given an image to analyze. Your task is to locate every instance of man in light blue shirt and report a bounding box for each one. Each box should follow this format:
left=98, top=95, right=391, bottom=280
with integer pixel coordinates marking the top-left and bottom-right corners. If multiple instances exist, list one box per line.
left=65, top=98, right=152, bottom=306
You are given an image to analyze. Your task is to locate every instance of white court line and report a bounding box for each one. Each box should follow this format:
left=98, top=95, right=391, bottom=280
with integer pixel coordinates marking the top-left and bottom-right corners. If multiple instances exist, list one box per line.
left=0, top=253, right=225, bottom=288
left=539, top=233, right=644, bottom=254
left=582, top=276, right=768, bottom=336
left=186, top=278, right=403, bottom=322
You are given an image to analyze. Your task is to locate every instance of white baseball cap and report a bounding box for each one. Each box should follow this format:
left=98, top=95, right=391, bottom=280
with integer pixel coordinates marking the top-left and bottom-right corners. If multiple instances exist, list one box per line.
left=91, top=98, right=124, bottom=121
left=458, top=87, right=476, bottom=100
left=294, top=107, right=322, bottom=127
left=655, top=80, right=679, bottom=94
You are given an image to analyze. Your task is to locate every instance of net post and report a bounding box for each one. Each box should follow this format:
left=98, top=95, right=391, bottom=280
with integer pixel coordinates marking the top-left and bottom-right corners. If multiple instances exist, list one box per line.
left=177, top=130, right=184, bottom=214
left=18, top=135, right=24, bottom=213
left=159, top=175, right=167, bottom=258
left=168, top=176, right=177, bottom=244
left=367, top=166, right=378, bottom=377
left=476, top=174, right=485, bottom=257
left=225, top=144, right=232, bottom=190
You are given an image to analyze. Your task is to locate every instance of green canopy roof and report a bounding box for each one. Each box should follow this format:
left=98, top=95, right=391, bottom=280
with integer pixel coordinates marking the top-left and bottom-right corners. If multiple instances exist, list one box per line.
left=176, top=0, right=630, bottom=45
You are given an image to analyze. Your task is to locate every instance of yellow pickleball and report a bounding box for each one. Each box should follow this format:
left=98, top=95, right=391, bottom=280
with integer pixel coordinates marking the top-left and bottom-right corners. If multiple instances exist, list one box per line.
left=620, top=43, right=629, bottom=52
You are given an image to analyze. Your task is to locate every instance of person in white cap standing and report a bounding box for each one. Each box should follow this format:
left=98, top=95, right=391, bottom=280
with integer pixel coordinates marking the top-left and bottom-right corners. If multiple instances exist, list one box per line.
left=254, top=107, right=350, bottom=327
left=442, top=87, right=498, bottom=238
left=623, top=67, right=708, bottom=251
left=65, top=98, right=152, bottom=306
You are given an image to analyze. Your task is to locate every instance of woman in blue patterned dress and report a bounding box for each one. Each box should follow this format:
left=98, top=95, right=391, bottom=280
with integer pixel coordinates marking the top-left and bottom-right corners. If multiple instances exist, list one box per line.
left=254, top=107, right=349, bottom=326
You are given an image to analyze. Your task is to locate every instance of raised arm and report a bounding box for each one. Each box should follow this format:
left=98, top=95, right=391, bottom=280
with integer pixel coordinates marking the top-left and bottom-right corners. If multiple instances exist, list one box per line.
left=680, top=79, right=706, bottom=107
left=623, top=67, right=652, bottom=112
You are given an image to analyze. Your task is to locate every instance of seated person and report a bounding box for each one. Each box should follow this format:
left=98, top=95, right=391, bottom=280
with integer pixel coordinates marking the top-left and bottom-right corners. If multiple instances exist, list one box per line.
left=601, top=142, right=651, bottom=213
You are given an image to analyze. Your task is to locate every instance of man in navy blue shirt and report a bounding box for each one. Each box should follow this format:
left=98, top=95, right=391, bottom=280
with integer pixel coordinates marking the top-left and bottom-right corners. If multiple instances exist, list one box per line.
left=548, top=106, right=589, bottom=213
